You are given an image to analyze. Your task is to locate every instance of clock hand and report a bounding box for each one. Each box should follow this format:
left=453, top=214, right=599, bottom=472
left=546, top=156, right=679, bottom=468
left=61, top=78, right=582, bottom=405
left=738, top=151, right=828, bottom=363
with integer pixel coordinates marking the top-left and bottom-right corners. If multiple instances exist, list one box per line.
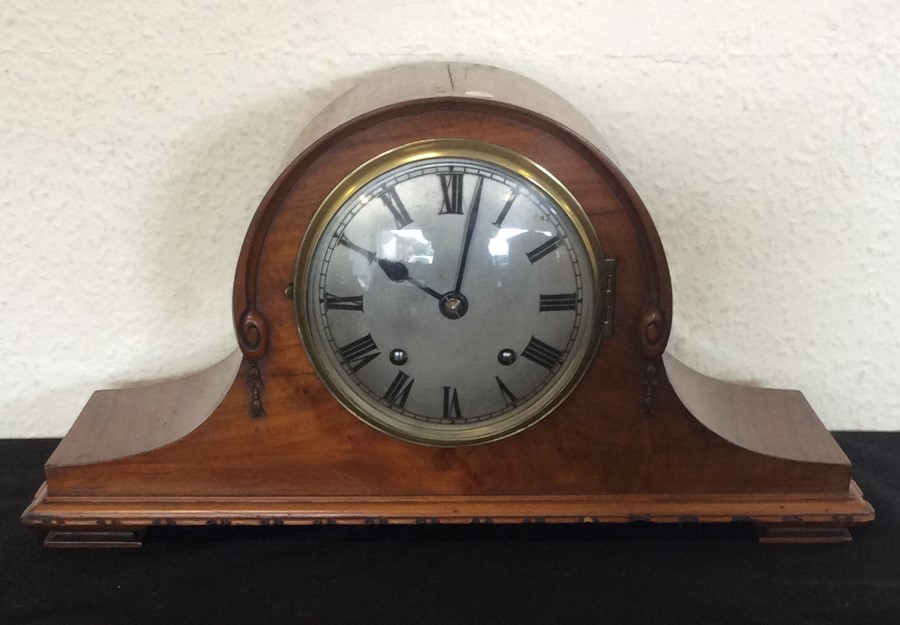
left=452, top=176, right=484, bottom=294
left=377, top=258, right=443, bottom=301
left=407, top=276, right=444, bottom=301
left=337, top=234, right=377, bottom=264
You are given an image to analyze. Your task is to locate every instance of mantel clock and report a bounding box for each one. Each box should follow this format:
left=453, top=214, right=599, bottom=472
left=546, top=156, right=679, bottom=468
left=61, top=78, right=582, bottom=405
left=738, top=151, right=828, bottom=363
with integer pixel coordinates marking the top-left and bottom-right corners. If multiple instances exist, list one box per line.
left=22, top=63, right=873, bottom=547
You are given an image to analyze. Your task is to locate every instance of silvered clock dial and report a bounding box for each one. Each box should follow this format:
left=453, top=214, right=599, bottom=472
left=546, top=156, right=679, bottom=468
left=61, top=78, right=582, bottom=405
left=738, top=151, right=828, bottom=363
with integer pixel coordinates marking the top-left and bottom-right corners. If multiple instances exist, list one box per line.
left=294, top=139, right=605, bottom=446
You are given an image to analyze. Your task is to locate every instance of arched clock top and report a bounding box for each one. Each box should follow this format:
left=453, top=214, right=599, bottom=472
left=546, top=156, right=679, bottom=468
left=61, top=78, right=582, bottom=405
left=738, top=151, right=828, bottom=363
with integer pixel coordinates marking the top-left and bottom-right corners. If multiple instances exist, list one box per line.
left=233, top=63, right=672, bottom=363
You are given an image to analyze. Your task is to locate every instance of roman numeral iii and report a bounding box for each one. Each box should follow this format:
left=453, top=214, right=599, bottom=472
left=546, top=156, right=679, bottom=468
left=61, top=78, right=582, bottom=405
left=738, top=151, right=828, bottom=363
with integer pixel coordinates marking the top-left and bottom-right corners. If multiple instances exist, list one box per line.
left=539, top=293, right=578, bottom=312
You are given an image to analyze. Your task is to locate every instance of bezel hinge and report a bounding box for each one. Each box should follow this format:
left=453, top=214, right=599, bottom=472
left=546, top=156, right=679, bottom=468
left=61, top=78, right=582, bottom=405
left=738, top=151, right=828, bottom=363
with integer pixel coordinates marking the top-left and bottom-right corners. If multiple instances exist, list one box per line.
left=601, top=258, right=617, bottom=338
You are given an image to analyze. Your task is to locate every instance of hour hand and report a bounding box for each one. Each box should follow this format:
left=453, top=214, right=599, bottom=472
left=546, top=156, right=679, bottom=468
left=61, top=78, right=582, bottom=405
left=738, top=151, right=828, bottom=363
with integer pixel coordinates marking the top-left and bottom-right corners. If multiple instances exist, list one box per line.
left=378, top=258, right=410, bottom=282
left=377, top=258, right=443, bottom=301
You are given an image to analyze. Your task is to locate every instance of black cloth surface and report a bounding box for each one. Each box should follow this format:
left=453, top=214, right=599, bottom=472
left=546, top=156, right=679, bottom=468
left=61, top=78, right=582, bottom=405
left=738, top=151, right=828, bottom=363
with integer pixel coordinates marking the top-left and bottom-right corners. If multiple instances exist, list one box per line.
left=2, top=434, right=898, bottom=625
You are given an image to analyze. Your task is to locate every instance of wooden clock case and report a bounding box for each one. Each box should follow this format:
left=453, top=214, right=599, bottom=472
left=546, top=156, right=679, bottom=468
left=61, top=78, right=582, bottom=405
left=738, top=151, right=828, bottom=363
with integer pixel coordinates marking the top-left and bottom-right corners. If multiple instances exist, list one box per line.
left=22, top=63, right=873, bottom=546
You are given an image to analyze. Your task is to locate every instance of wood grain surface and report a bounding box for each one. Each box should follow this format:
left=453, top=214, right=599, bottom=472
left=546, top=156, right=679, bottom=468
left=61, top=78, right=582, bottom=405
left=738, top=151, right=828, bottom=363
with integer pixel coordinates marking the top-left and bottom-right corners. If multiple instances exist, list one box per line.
left=22, top=64, right=873, bottom=544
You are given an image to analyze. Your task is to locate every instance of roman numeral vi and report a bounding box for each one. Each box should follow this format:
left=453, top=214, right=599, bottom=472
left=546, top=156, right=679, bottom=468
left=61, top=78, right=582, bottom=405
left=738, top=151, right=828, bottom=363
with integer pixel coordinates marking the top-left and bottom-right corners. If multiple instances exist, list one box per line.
left=442, top=386, right=462, bottom=420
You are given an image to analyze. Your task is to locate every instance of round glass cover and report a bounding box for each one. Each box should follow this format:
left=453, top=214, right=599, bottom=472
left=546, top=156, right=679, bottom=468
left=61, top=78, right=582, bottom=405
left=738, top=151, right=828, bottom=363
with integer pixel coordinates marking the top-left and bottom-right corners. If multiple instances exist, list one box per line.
left=295, top=139, right=604, bottom=446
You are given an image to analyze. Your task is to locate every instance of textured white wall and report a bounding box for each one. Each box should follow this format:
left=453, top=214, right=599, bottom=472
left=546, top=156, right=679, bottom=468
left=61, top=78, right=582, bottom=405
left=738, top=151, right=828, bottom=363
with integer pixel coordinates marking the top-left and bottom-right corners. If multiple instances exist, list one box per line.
left=1, top=1, right=898, bottom=437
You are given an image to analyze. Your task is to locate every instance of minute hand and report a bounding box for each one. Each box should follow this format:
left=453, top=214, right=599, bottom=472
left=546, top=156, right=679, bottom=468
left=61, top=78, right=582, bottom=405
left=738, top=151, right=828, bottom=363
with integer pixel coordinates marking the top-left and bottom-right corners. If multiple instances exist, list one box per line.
left=452, top=176, right=484, bottom=294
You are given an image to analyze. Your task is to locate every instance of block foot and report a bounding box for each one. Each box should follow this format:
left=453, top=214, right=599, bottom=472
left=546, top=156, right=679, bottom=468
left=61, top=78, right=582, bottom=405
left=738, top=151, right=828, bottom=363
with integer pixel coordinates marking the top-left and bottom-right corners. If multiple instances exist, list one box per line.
left=43, top=530, right=145, bottom=548
left=756, top=524, right=853, bottom=544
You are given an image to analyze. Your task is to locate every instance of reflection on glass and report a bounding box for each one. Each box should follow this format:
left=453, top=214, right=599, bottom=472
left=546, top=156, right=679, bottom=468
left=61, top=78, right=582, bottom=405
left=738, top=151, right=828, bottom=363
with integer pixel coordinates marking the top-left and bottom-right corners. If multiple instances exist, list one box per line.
left=379, top=229, right=434, bottom=265
left=488, top=228, right=553, bottom=265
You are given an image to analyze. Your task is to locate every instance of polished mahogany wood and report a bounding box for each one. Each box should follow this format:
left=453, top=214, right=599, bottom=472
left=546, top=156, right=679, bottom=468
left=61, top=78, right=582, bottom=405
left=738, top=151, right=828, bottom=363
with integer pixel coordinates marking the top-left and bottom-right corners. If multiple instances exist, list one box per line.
left=22, top=63, right=873, bottom=545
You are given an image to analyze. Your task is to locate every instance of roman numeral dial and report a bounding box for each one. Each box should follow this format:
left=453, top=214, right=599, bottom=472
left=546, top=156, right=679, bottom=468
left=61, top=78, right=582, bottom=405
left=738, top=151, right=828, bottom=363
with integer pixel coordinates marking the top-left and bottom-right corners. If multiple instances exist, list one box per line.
left=439, top=170, right=464, bottom=214
left=299, top=144, right=603, bottom=446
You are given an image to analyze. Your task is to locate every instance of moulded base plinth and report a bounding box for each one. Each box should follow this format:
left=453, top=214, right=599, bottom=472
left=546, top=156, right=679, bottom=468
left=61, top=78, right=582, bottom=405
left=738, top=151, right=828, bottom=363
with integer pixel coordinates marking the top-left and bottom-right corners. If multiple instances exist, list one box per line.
left=23, top=481, right=874, bottom=547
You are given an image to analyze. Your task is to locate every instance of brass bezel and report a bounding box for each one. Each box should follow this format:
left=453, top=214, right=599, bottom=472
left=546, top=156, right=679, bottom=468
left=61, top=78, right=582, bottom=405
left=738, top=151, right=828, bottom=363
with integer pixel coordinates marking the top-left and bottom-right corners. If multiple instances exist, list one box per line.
left=294, top=139, right=606, bottom=447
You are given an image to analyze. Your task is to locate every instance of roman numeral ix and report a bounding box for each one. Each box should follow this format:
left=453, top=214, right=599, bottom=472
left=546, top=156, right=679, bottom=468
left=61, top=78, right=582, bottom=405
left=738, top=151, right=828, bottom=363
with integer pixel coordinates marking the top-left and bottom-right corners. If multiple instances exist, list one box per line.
left=322, top=292, right=364, bottom=311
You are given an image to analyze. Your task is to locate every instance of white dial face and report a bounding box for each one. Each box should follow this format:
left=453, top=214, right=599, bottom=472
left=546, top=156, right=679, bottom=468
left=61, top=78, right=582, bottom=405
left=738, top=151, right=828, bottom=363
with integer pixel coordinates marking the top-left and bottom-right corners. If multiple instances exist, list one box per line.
left=296, top=142, right=602, bottom=446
